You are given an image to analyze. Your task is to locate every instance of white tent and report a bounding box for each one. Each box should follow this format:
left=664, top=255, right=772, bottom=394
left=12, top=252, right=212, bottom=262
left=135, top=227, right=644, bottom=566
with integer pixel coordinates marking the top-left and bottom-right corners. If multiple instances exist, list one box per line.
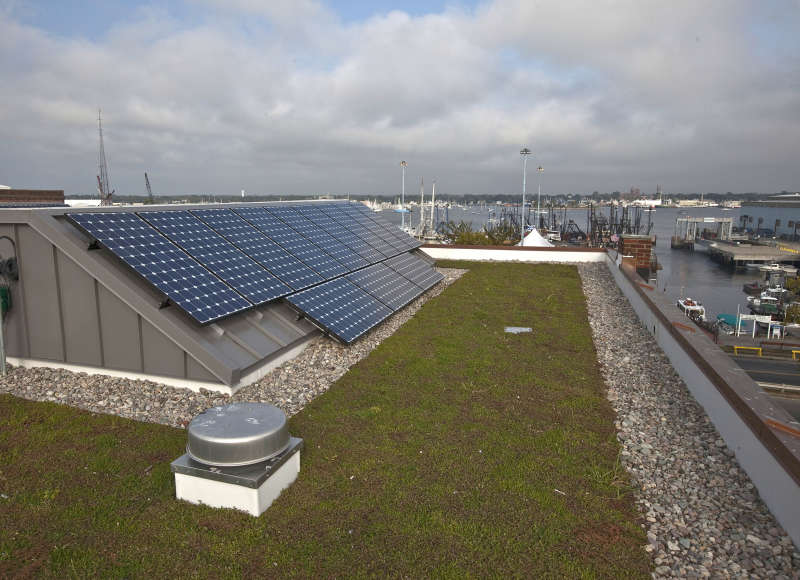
left=520, top=229, right=554, bottom=247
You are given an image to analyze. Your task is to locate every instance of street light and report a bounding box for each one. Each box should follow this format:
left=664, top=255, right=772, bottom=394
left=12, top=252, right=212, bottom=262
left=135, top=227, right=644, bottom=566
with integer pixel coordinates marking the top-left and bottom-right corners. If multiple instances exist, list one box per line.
left=537, top=165, right=544, bottom=230
left=520, top=148, right=531, bottom=244
left=400, top=161, right=407, bottom=230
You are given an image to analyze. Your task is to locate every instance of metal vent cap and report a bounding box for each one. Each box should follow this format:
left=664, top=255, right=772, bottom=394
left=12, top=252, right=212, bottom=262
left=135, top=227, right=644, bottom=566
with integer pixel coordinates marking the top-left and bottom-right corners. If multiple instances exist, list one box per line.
left=186, top=403, right=290, bottom=467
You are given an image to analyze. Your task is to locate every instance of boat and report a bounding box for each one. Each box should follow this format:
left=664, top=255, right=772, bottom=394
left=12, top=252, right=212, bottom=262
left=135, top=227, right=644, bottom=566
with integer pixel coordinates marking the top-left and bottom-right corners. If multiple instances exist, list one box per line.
left=743, top=281, right=767, bottom=295
left=747, top=296, right=779, bottom=315
left=746, top=293, right=780, bottom=305
left=545, top=229, right=561, bottom=242
left=716, top=313, right=737, bottom=335
left=759, top=263, right=798, bottom=276
left=677, top=297, right=706, bottom=322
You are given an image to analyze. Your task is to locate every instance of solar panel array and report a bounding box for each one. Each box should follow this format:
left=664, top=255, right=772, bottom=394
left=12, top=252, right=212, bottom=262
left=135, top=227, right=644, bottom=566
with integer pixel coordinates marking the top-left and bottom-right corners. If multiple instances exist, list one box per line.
left=67, top=202, right=441, bottom=342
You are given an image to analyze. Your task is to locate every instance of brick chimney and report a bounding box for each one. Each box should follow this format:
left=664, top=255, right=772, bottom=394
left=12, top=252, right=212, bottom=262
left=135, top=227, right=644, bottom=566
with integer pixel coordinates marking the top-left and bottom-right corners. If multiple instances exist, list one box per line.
left=619, top=235, right=653, bottom=279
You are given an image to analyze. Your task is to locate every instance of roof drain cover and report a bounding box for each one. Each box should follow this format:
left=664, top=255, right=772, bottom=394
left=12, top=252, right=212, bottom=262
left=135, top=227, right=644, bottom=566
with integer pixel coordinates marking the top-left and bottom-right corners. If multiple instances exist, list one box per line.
left=504, top=326, right=532, bottom=334
left=171, top=403, right=303, bottom=516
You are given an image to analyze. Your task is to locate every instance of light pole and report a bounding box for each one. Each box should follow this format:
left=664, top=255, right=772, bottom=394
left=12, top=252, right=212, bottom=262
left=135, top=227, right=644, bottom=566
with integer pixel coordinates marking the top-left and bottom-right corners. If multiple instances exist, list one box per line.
left=537, top=165, right=543, bottom=230
left=520, top=148, right=531, bottom=244
left=400, top=161, right=407, bottom=230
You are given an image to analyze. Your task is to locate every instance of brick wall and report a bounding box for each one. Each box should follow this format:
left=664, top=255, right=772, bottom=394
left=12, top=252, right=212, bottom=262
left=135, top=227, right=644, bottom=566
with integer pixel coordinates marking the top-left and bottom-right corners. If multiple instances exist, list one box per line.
left=619, top=235, right=652, bottom=271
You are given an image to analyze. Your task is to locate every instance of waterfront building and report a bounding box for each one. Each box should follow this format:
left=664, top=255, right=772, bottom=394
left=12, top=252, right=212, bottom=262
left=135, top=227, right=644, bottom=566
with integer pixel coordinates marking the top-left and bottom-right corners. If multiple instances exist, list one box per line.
left=741, top=193, right=800, bottom=237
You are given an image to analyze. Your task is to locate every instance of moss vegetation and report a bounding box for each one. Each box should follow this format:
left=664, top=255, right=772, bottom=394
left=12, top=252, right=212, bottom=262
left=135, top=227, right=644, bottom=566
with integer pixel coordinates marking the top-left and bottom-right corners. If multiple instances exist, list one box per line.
left=0, top=262, right=650, bottom=578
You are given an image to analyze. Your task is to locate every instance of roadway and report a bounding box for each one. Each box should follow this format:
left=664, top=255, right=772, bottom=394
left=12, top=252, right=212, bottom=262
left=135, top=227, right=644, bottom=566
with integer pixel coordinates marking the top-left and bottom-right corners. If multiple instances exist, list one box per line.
left=733, top=356, right=800, bottom=420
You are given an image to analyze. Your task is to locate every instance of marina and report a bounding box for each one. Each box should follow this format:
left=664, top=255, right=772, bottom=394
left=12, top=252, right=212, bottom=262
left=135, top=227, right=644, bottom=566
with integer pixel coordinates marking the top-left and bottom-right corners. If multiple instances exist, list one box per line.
left=381, top=204, right=799, bottom=322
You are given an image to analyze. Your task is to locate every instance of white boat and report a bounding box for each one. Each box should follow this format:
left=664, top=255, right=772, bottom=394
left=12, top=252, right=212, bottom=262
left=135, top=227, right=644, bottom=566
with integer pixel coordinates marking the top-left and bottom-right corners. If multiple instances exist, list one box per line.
left=677, top=297, right=706, bottom=322
left=759, top=263, right=798, bottom=276
left=746, top=294, right=779, bottom=307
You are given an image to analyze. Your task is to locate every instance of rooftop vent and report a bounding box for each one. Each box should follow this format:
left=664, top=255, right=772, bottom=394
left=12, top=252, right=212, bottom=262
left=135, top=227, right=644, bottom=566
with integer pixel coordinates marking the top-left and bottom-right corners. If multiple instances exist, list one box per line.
left=171, top=403, right=303, bottom=516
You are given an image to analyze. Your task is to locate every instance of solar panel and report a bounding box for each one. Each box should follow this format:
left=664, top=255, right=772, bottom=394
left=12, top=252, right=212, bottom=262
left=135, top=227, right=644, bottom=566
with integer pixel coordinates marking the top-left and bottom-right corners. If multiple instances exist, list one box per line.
left=352, top=204, right=422, bottom=251
left=138, top=210, right=292, bottom=305
left=322, top=204, right=404, bottom=258
left=286, top=277, right=393, bottom=344
left=67, top=212, right=251, bottom=324
left=321, top=207, right=394, bottom=259
left=348, top=209, right=409, bottom=254
left=191, top=209, right=323, bottom=291
left=294, top=204, right=385, bottom=264
left=233, top=207, right=348, bottom=279
left=384, top=253, right=444, bottom=291
left=264, top=205, right=369, bottom=271
left=346, top=263, right=424, bottom=311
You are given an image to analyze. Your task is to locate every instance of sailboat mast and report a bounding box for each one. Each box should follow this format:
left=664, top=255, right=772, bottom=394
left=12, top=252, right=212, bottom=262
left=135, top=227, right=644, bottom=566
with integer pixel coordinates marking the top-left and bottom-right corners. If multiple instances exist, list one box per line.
left=429, top=180, right=436, bottom=232
left=418, top=178, right=425, bottom=233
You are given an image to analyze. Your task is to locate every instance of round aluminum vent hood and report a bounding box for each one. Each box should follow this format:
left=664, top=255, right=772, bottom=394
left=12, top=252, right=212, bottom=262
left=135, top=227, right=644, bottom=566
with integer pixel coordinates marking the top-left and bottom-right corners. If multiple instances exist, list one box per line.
left=186, top=403, right=290, bottom=467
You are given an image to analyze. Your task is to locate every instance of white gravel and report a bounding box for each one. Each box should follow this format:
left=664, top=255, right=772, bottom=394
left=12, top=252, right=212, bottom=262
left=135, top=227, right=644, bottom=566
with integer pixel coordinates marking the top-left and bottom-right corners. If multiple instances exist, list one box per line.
left=579, top=262, right=799, bottom=579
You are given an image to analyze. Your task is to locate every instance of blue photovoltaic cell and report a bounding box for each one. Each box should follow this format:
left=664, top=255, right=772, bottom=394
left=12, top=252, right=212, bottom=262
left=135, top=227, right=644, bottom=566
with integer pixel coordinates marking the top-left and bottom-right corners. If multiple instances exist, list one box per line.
left=324, top=204, right=405, bottom=258
left=286, top=277, right=393, bottom=344
left=67, top=212, right=251, bottom=324
left=191, top=209, right=323, bottom=291
left=408, top=267, right=444, bottom=291
left=138, top=211, right=292, bottom=305
left=384, top=253, right=444, bottom=292
left=233, top=207, right=348, bottom=279
left=346, top=263, right=423, bottom=311
left=264, top=206, right=369, bottom=271
left=294, top=204, right=385, bottom=264
left=320, top=206, right=395, bottom=259
left=349, top=211, right=409, bottom=254
left=353, top=204, right=422, bottom=251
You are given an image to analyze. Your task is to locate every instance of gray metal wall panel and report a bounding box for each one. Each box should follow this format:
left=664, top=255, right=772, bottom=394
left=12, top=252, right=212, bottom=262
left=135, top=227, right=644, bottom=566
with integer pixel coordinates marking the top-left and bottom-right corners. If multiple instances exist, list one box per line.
left=186, top=356, right=219, bottom=382
left=97, top=285, right=143, bottom=372
left=0, top=225, right=28, bottom=357
left=141, top=319, right=185, bottom=378
left=17, top=225, right=63, bottom=360
left=56, top=249, right=103, bottom=366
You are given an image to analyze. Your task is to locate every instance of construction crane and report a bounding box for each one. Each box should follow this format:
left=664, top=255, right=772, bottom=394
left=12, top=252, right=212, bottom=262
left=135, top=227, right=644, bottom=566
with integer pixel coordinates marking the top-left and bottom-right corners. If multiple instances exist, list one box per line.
left=144, top=172, right=154, bottom=204
left=96, top=109, right=114, bottom=206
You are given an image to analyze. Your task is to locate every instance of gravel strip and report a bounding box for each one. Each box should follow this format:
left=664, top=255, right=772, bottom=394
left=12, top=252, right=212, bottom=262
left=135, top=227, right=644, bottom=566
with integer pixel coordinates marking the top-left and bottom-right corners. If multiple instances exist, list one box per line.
left=579, top=262, right=800, bottom=578
left=0, top=267, right=466, bottom=428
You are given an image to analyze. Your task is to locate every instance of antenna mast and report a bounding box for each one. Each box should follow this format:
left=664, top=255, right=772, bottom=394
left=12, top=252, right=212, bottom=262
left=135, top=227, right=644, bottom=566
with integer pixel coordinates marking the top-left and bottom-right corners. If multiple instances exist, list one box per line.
left=97, top=109, right=114, bottom=206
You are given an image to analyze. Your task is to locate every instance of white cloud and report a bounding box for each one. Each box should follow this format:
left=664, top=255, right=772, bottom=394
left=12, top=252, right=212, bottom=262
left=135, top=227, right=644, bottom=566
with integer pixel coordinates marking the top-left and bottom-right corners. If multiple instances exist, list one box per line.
left=0, top=1, right=798, bottom=195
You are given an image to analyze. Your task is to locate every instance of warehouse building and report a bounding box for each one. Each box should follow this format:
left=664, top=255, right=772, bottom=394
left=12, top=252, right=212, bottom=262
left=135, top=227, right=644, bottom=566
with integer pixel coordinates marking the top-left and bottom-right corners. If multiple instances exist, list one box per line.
left=740, top=193, right=800, bottom=238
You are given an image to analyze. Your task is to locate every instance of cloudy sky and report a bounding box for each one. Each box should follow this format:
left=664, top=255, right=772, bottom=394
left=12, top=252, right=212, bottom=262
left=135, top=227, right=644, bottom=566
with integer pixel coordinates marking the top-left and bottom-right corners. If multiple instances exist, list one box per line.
left=1, top=1, right=798, bottom=197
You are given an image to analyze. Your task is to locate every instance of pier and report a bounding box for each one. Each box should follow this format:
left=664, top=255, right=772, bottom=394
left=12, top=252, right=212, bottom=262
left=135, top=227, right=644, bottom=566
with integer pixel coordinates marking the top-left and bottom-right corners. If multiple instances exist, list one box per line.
left=706, top=240, right=800, bottom=269
left=670, top=215, right=732, bottom=249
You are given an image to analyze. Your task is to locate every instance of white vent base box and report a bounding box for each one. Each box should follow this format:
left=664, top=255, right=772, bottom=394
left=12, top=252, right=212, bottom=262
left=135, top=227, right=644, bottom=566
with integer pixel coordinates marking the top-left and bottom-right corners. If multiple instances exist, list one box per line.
left=171, top=437, right=302, bottom=516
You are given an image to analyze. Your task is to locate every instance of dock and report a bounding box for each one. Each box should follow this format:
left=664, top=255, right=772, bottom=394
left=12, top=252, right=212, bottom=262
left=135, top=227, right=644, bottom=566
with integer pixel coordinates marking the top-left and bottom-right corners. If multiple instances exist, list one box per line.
left=706, top=240, right=800, bottom=269
left=671, top=216, right=732, bottom=249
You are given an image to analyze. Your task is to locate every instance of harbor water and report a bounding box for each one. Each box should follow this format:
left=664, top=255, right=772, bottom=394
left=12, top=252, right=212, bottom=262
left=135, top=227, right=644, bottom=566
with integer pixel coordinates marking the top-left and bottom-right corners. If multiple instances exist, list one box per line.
left=384, top=205, right=756, bottom=321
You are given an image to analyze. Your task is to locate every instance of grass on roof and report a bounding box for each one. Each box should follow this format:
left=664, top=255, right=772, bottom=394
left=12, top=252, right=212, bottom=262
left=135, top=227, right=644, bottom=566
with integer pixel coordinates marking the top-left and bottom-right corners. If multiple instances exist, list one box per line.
left=0, top=262, right=650, bottom=578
